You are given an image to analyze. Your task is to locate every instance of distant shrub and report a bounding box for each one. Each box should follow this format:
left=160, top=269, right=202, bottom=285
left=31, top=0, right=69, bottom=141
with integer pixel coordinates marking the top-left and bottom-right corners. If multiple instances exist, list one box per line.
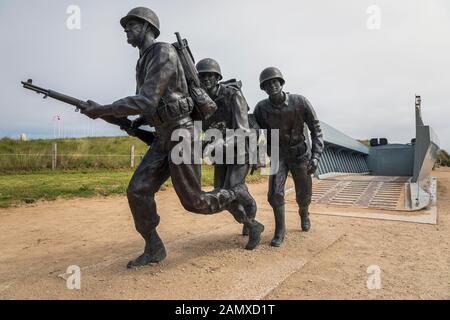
left=438, top=149, right=450, bottom=167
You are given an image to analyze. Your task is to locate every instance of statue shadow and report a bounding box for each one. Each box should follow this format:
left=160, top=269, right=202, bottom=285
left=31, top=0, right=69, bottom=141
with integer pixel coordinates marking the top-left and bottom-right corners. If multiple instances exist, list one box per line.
left=160, top=229, right=249, bottom=270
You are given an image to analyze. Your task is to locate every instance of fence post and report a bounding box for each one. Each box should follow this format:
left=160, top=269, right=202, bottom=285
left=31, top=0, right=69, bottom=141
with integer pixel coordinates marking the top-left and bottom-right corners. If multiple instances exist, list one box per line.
left=52, top=143, right=57, bottom=171
left=130, top=144, right=135, bottom=168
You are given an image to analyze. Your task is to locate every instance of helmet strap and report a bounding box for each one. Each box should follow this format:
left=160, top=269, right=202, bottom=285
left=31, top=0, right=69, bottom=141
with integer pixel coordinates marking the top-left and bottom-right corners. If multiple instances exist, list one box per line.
left=139, top=21, right=149, bottom=49
left=210, top=83, right=220, bottom=98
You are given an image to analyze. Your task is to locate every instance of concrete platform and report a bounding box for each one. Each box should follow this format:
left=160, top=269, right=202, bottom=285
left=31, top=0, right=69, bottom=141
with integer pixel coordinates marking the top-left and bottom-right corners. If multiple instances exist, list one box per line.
left=285, top=175, right=437, bottom=225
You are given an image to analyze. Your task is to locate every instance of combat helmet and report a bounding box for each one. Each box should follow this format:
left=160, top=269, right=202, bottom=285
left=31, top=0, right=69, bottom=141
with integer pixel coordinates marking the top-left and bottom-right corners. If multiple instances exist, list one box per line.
left=196, top=58, right=223, bottom=81
left=259, top=67, right=285, bottom=89
left=120, top=7, right=160, bottom=39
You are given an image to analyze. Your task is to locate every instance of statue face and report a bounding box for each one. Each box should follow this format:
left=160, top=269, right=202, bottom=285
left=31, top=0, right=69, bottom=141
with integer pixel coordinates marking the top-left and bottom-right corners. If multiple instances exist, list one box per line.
left=263, top=79, right=283, bottom=97
left=124, top=19, right=145, bottom=47
left=199, top=72, right=220, bottom=91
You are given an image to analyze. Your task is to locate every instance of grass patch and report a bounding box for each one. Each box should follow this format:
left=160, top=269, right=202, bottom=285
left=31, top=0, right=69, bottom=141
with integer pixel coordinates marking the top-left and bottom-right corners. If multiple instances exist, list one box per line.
left=0, top=170, right=133, bottom=208
left=0, top=136, right=149, bottom=172
left=0, top=166, right=267, bottom=208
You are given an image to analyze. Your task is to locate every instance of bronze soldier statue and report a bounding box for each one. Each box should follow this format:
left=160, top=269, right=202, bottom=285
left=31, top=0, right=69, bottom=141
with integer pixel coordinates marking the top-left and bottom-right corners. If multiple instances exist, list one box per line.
left=80, top=7, right=264, bottom=268
left=254, top=67, right=324, bottom=247
left=196, top=58, right=259, bottom=237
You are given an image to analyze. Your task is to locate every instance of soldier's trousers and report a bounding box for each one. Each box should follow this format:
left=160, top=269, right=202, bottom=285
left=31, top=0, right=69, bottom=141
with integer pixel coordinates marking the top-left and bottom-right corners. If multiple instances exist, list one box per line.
left=267, top=158, right=312, bottom=209
left=127, top=122, right=238, bottom=237
left=214, top=164, right=257, bottom=223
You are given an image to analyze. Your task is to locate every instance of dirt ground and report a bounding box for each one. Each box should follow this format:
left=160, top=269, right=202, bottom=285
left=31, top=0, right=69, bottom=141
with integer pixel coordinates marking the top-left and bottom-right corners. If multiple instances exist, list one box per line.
left=1, top=168, right=449, bottom=300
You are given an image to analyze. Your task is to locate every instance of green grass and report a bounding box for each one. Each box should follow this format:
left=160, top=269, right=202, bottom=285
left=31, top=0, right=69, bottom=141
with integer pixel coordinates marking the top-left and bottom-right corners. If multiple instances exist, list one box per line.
left=0, top=136, right=149, bottom=172
left=0, top=136, right=267, bottom=207
left=0, top=170, right=132, bottom=208
left=0, top=166, right=267, bottom=208
left=438, top=149, right=450, bottom=167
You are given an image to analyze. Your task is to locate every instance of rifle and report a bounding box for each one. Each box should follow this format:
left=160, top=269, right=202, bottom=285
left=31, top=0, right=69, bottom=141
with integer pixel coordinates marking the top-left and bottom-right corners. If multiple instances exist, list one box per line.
left=21, top=79, right=155, bottom=146
left=174, top=32, right=201, bottom=87
left=172, top=32, right=217, bottom=120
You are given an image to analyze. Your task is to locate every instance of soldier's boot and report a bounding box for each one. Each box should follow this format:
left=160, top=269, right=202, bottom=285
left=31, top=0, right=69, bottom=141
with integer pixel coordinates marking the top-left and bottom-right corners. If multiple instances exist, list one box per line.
left=242, top=199, right=257, bottom=236
left=127, top=229, right=167, bottom=269
left=244, top=219, right=265, bottom=250
left=270, top=205, right=286, bottom=247
left=299, top=206, right=311, bottom=232
left=242, top=225, right=250, bottom=237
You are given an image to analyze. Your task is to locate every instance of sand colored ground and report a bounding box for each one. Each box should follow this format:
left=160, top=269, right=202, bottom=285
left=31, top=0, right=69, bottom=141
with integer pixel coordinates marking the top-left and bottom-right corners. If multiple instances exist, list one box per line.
left=0, top=168, right=449, bottom=299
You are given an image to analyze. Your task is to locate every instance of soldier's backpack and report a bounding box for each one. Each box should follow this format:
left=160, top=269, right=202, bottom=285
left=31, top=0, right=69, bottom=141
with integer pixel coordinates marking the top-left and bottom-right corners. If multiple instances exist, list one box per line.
left=220, top=78, right=242, bottom=90
left=220, top=79, right=265, bottom=170
left=220, top=79, right=261, bottom=133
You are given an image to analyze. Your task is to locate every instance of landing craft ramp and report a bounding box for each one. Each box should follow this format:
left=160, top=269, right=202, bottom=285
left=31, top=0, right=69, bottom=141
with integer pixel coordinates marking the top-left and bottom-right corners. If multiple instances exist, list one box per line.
left=294, top=95, right=439, bottom=222
left=311, top=175, right=409, bottom=211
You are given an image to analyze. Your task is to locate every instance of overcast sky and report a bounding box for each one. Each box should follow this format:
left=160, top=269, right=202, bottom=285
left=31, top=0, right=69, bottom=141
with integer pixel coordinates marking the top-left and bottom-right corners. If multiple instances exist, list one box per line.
left=1, top=0, right=449, bottom=150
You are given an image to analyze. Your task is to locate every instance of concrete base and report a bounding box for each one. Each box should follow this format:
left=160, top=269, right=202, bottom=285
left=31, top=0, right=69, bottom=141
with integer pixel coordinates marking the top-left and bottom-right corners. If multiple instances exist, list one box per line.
left=285, top=176, right=438, bottom=225
left=307, top=206, right=437, bottom=225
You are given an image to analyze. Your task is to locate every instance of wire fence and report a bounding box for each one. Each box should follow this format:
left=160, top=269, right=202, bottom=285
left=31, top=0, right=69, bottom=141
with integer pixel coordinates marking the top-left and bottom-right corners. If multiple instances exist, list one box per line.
left=0, top=143, right=144, bottom=172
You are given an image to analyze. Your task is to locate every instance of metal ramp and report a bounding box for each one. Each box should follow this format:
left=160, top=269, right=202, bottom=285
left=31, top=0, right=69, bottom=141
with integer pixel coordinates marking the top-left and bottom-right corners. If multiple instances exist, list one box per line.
left=285, top=174, right=437, bottom=224
left=311, top=175, right=411, bottom=211
left=291, top=95, right=439, bottom=215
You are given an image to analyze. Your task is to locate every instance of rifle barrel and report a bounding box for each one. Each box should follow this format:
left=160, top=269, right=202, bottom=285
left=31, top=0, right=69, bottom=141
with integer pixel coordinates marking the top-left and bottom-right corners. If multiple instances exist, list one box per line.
left=21, top=82, right=49, bottom=95
left=175, top=32, right=183, bottom=45
left=20, top=80, right=156, bottom=145
left=22, top=80, right=82, bottom=108
left=48, top=90, right=82, bottom=108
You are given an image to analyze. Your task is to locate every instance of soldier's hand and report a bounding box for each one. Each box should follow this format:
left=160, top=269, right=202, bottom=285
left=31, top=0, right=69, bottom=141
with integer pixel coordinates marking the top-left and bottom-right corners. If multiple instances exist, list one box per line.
left=122, top=126, right=137, bottom=137
left=307, top=158, right=319, bottom=175
left=80, top=100, right=104, bottom=119
left=123, top=116, right=145, bottom=136
left=130, top=116, right=146, bottom=130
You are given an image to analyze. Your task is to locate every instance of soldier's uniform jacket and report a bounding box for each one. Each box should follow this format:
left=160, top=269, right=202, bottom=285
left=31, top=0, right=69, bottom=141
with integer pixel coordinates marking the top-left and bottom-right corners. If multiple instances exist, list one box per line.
left=203, top=83, right=251, bottom=162
left=106, top=42, right=194, bottom=130
left=203, top=83, right=249, bottom=133
left=254, top=93, right=324, bottom=162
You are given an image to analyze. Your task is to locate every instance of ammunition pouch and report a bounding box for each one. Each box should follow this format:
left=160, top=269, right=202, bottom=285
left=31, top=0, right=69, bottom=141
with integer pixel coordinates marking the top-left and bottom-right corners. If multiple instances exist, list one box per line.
left=287, top=142, right=309, bottom=162
left=144, top=96, right=194, bottom=128
left=272, top=143, right=308, bottom=161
